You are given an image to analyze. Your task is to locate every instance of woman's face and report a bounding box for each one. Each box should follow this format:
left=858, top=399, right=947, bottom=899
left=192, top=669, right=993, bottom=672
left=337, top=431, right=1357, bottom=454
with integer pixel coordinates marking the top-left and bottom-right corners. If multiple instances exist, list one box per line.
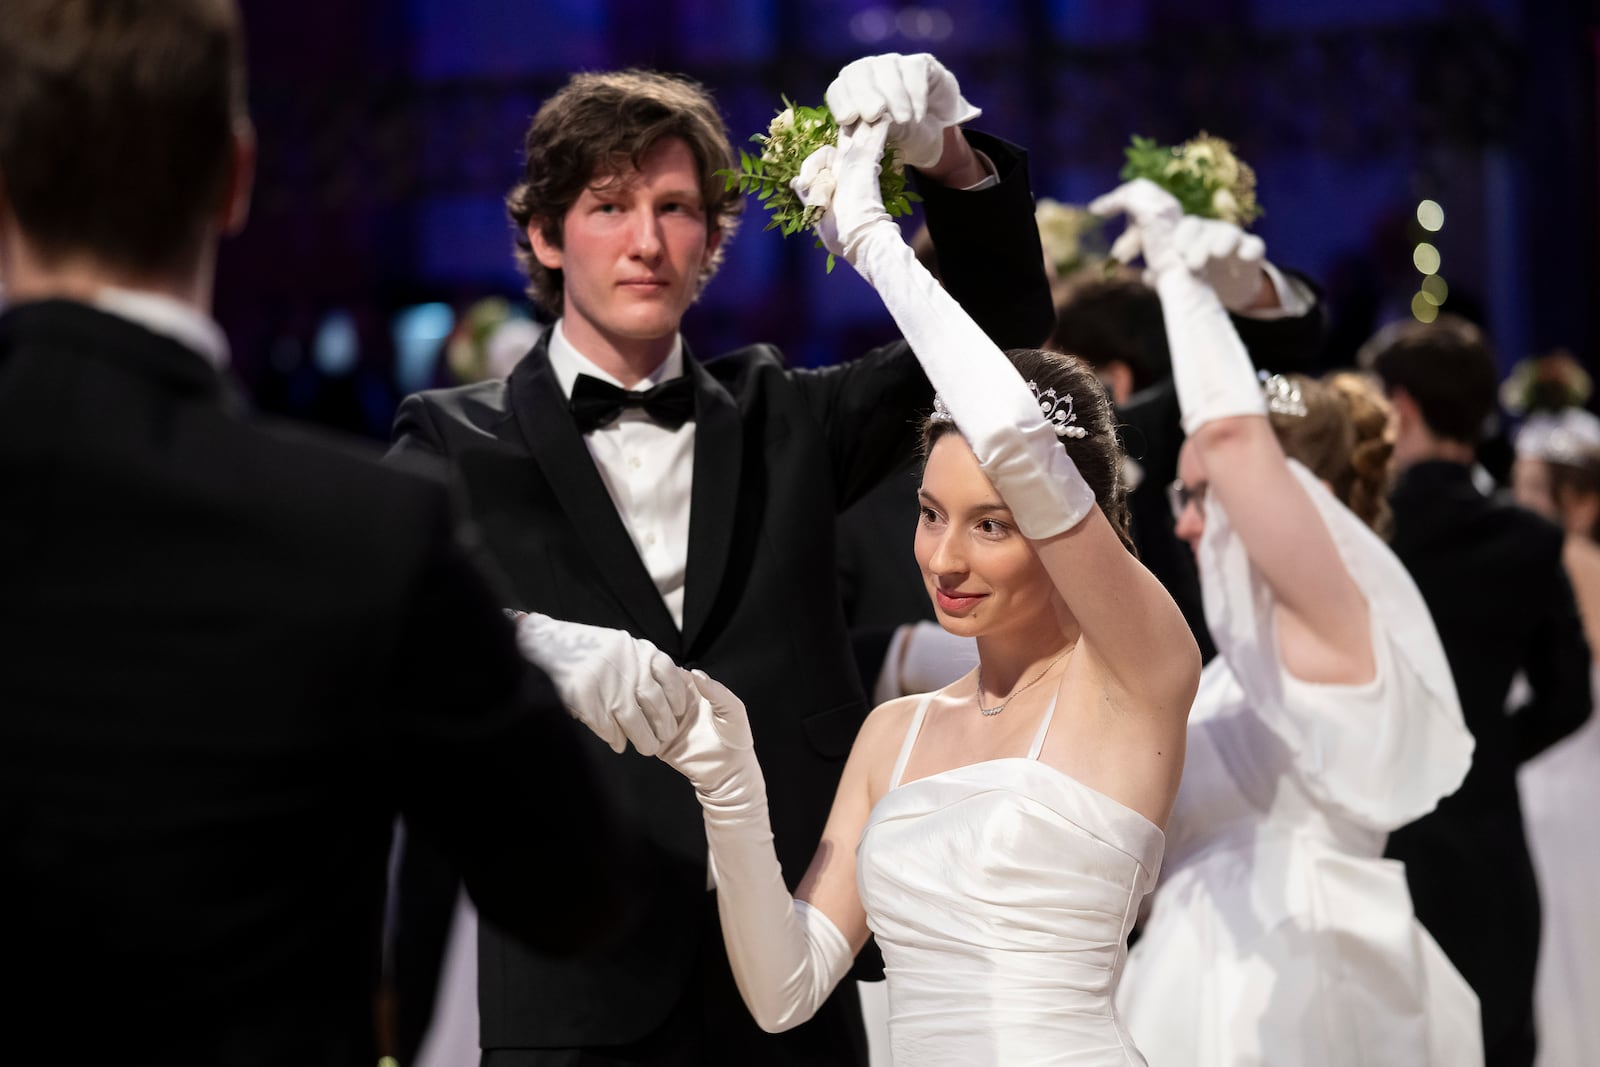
left=1512, top=457, right=1557, bottom=520
left=914, top=433, right=1062, bottom=638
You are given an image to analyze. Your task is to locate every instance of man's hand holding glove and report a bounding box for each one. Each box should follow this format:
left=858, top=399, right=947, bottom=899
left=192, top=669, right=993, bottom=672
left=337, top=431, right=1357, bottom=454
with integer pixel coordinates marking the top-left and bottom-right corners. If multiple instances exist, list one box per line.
left=825, top=52, right=980, bottom=173
left=1104, top=193, right=1268, bottom=313
left=1089, top=179, right=1266, bottom=435
left=512, top=612, right=694, bottom=757
left=794, top=119, right=1095, bottom=540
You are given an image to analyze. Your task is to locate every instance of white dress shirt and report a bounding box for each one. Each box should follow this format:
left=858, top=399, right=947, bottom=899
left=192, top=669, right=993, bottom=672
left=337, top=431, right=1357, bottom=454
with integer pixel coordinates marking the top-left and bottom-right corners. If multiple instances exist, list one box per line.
left=92, top=286, right=231, bottom=370
left=545, top=320, right=695, bottom=630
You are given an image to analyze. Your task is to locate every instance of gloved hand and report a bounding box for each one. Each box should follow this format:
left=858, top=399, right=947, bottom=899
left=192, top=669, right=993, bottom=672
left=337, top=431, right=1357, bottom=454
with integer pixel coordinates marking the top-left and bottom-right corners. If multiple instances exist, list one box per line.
left=513, top=612, right=693, bottom=756
left=658, top=669, right=757, bottom=798
left=825, top=52, right=980, bottom=170
left=797, top=119, right=1096, bottom=540
left=792, top=120, right=894, bottom=263
left=1096, top=179, right=1268, bottom=312
left=1089, top=179, right=1266, bottom=434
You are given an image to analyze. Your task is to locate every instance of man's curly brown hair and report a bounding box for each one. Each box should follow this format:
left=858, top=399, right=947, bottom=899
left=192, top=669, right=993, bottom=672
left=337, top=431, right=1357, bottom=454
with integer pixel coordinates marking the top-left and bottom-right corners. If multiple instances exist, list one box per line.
left=506, top=69, right=744, bottom=317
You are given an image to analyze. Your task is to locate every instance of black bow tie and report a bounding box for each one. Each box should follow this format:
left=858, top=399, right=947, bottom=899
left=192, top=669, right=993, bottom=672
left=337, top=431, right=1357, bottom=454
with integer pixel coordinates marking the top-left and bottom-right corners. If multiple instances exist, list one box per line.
left=568, top=373, right=696, bottom=433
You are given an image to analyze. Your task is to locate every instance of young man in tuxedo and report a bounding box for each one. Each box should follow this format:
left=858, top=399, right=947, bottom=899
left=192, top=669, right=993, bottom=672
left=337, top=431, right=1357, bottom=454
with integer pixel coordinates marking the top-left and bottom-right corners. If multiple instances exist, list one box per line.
left=1370, top=315, right=1593, bottom=1067
left=0, top=2, right=627, bottom=1062
left=391, top=57, right=1053, bottom=1066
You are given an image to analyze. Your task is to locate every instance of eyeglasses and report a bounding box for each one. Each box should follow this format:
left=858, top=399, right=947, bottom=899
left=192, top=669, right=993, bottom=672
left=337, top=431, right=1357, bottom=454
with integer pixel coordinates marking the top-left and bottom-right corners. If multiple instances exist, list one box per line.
left=1165, top=478, right=1207, bottom=522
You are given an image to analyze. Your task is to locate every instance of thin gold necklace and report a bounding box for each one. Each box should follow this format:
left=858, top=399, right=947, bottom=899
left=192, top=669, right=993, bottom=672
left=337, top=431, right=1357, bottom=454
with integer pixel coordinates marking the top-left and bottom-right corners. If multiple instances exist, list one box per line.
left=975, top=645, right=1073, bottom=717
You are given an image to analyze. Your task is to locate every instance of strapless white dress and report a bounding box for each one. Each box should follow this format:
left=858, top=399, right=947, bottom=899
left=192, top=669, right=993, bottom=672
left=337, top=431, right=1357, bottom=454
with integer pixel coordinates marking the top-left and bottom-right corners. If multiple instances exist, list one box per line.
left=857, top=693, right=1164, bottom=1065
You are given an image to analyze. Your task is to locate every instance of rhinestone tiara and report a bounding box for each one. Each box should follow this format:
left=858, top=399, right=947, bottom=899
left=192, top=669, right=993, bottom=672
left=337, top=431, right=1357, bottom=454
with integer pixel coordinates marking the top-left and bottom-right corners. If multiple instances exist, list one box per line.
left=930, top=380, right=1089, bottom=439
left=1259, top=371, right=1308, bottom=418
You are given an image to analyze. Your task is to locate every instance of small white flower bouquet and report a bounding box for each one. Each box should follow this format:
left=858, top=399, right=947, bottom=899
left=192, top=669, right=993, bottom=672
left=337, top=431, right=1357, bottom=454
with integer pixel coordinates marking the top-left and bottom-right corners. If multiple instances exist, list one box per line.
left=719, top=98, right=920, bottom=271
left=1034, top=198, right=1108, bottom=279
left=1120, top=132, right=1262, bottom=226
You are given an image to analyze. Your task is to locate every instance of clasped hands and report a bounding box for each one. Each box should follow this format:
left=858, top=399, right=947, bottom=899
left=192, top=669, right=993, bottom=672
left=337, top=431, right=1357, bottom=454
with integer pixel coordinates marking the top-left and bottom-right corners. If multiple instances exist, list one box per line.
left=513, top=613, right=751, bottom=789
left=1089, top=178, right=1271, bottom=312
left=793, top=53, right=982, bottom=262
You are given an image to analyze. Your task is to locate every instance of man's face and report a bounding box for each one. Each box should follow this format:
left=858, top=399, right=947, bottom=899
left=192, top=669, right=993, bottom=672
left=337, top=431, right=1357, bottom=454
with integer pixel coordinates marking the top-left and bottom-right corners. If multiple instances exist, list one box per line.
left=530, top=137, right=720, bottom=357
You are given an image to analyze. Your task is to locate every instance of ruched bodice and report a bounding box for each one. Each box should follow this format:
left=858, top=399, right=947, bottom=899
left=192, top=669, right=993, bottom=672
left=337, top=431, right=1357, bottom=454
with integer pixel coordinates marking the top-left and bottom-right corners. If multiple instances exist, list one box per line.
left=857, top=694, right=1164, bottom=1065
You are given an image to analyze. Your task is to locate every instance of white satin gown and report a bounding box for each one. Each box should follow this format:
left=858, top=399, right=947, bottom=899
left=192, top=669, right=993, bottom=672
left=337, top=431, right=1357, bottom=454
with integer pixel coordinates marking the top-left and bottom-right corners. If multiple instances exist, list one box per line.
left=1117, top=461, right=1483, bottom=1066
left=1519, top=663, right=1600, bottom=1067
left=858, top=691, right=1163, bottom=1065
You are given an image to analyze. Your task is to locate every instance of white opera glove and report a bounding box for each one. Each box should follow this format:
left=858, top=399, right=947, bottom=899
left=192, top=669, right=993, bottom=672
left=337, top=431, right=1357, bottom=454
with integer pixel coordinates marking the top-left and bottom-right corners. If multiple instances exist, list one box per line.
left=873, top=621, right=980, bottom=704
left=825, top=52, right=981, bottom=170
left=657, top=670, right=853, bottom=1033
left=799, top=121, right=1095, bottom=539
left=512, top=612, right=692, bottom=757
left=1090, top=178, right=1266, bottom=435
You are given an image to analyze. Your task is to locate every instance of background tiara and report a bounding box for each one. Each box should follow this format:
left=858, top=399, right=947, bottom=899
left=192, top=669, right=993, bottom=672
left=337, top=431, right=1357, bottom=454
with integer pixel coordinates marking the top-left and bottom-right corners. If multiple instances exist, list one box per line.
left=1259, top=371, right=1308, bottom=417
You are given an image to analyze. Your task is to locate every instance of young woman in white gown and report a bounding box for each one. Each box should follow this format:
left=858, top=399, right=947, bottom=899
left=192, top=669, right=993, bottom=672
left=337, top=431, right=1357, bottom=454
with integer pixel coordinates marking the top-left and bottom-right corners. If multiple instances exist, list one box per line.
left=597, top=121, right=1203, bottom=1065
left=1510, top=408, right=1600, bottom=1067
left=1091, top=180, right=1482, bottom=1067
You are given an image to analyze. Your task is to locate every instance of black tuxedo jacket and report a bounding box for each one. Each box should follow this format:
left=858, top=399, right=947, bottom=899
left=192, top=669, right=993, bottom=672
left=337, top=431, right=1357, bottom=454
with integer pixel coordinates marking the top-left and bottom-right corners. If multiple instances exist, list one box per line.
left=1383, top=460, right=1592, bottom=1063
left=0, top=301, right=621, bottom=1065
left=391, top=131, right=1052, bottom=1050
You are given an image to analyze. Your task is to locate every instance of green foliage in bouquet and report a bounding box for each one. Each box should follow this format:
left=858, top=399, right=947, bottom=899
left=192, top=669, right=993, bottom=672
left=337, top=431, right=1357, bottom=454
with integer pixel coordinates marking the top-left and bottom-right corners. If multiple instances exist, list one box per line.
left=719, top=98, right=921, bottom=272
left=1501, top=351, right=1593, bottom=416
left=1120, top=133, right=1262, bottom=227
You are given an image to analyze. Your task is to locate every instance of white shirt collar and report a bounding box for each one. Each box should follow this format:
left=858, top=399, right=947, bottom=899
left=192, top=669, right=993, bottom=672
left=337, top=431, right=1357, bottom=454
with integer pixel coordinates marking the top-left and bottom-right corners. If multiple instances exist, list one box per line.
left=92, top=286, right=230, bottom=370
left=545, top=318, right=684, bottom=400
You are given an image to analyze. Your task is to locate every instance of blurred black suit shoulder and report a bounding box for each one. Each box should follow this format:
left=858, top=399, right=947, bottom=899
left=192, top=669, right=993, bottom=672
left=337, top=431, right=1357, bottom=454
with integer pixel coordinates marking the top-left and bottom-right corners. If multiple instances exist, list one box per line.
left=0, top=300, right=616, bottom=1066
left=1385, top=459, right=1592, bottom=1066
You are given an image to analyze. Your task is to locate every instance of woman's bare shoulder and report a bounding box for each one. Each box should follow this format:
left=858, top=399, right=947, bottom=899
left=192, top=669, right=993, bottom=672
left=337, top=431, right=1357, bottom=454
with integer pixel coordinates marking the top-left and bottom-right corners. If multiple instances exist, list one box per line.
left=855, top=693, right=928, bottom=756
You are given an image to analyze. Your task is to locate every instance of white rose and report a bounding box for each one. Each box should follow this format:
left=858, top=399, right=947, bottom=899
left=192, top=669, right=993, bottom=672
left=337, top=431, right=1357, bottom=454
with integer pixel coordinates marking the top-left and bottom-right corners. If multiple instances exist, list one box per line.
left=1213, top=154, right=1240, bottom=188
left=767, top=108, right=795, bottom=138
left=1211, top=188, right=1240, bottom=224
left=1184, top=142, right=1217, bottom=170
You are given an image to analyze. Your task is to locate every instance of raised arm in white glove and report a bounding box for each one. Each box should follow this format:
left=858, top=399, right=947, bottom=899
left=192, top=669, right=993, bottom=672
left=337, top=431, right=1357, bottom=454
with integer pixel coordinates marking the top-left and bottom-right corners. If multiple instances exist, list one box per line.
left=657, top=670, right=854, bottom=1032
left=794, top=120, right=1095, bottom=540
left=512, top=611, right=693, bottom=757
left=826, top=52, right=980, bottom=174
left=1089, top=178, right=1266, bottom=435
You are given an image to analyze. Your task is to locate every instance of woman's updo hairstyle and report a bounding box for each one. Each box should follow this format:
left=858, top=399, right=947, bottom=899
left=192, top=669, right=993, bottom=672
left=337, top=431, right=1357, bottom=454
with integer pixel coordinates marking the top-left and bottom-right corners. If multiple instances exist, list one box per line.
left=1268, top=371, right=1395, bottom=538
left=920, top=348, right=1137, bottom=555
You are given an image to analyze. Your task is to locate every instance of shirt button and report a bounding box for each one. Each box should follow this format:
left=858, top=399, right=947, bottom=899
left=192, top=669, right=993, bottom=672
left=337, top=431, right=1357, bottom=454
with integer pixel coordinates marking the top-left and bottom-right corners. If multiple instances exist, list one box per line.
left=644, top=532, right=657, bottom=546
left=628, top=456, right=641, bottom=470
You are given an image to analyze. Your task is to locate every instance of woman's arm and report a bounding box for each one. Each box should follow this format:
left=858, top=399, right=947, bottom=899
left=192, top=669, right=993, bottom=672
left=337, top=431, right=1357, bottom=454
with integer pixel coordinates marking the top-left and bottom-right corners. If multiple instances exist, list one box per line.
left=1094, top=180, right=1374, bottom=685
left=1185, top=415, right=1374, bottom=684
left=805, top=124, right=1198, bottom=715
left=652, top=673, right=901, bottom=1032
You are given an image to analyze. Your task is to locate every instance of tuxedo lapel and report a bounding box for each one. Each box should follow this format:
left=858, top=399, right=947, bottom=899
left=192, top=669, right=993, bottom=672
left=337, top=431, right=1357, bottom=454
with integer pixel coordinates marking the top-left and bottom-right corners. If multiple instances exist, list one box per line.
left=680, top=348, right=743, bottom=653
left=506, top=339, right=681, bottom=653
